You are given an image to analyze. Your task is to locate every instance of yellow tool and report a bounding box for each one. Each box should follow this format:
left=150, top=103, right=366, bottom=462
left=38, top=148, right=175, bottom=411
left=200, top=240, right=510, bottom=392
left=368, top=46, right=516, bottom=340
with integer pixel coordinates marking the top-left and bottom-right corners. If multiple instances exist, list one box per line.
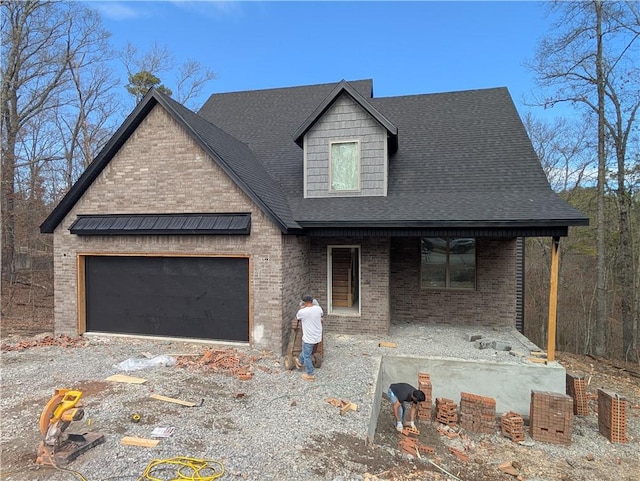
left=36, top=389, right=105, bottom=466
left=39, top=389, right=84, bottom=446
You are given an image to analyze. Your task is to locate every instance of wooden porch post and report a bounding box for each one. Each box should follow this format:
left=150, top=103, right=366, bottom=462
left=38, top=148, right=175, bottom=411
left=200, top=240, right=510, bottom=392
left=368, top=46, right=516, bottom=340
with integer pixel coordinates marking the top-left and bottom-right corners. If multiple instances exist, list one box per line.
left=546, top=236, right=560, bottom=362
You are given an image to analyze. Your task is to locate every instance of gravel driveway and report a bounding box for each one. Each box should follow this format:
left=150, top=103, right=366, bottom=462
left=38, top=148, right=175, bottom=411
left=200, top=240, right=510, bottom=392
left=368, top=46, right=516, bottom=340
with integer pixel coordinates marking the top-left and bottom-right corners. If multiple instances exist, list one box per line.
left=1, top=325, right=638, bottom=481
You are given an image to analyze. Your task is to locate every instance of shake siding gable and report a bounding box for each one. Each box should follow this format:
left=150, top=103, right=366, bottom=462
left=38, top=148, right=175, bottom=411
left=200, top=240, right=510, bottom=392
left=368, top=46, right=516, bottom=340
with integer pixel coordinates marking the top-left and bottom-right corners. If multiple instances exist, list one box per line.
left=53, top=105, right=286, bottom=352
left=304, top=94, right=388, bottom=197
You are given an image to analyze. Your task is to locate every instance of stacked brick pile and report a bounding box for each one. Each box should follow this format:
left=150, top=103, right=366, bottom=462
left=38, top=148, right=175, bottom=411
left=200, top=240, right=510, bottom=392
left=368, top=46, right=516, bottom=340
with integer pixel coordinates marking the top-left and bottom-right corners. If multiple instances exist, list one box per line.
left=529, top=390, right=573, bottom=445
left=459, top=392, right=496, bottom=434
left=435, top=397, right=458, bottom=427
left=417, top=372, right=432, bottom=420
left=396, top=425, right=435, bottom=457
left=566, top=373, right=589, bottom=416
left=500, top=411, right=525, bottom=443
left=597, top=389, right=628, bottom=443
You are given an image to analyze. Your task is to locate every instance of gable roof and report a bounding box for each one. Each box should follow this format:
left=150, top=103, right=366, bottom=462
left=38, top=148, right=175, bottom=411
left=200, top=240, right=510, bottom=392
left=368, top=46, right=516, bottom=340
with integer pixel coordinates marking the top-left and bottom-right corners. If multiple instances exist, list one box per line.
left=40, top=89, right=300, bottom=234
left=199, top=80, right=589, bottom=233
left=42, top=79, right=588, bottom=237
left=292, top=80, right=398, bottom=153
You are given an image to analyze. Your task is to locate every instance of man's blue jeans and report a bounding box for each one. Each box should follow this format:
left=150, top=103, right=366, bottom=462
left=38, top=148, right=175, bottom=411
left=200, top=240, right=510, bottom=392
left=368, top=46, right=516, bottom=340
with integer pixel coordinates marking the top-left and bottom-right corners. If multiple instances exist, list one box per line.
left=387, top=387, right=405, bottom=422
left=298, top=342, right=315, bottom=375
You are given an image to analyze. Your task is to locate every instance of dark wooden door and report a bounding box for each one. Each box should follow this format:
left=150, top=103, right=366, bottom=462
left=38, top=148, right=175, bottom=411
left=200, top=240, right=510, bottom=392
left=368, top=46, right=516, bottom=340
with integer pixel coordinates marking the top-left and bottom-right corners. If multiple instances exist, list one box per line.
left=332, top=248, right=353, bottom=307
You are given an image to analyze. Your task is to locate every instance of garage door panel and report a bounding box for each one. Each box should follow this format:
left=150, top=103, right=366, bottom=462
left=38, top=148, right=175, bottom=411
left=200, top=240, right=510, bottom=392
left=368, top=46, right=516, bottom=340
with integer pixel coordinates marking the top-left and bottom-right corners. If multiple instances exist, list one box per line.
left=85, top=256, right=249, bottom=342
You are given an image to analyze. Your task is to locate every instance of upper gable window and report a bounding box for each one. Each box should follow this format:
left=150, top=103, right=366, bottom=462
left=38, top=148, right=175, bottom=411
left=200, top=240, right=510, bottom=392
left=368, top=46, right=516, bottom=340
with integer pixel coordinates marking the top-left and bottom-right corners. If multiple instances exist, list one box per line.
left=330, top=141, right=360, bottom=191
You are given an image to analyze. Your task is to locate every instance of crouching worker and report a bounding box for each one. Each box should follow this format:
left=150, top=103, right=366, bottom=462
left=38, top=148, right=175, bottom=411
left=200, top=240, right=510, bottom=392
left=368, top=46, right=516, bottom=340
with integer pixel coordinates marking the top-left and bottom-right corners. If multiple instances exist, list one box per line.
left=387, top=383, right=426, bottom=432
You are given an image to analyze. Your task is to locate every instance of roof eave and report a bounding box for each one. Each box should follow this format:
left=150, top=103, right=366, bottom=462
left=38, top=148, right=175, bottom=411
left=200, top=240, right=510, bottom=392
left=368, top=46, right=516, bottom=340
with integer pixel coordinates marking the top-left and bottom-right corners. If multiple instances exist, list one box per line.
left=297, top=219, right=590, bottom=229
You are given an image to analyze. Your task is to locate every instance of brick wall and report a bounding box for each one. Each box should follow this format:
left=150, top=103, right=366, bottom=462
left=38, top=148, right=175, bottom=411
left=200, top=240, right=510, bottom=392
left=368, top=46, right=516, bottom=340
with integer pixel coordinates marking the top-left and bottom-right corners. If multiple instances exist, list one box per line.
left=309, top=236, right=390, bottom=334
left=390, top=237, right=517, bottom=327
left=280, top=234, right=311, bottom=354
left=52, top=105, right=286, bottom=353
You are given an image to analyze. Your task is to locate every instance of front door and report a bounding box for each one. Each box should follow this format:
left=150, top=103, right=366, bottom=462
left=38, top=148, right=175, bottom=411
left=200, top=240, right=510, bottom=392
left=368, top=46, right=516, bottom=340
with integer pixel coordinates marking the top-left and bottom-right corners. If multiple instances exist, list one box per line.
left=329, top=246, right=360, bottom=313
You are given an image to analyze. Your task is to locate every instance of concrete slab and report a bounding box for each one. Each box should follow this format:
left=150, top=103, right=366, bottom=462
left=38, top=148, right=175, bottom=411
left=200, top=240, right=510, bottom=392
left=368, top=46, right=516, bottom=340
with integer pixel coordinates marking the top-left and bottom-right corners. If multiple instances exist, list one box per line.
left=359, top=323, right=567, bottom=442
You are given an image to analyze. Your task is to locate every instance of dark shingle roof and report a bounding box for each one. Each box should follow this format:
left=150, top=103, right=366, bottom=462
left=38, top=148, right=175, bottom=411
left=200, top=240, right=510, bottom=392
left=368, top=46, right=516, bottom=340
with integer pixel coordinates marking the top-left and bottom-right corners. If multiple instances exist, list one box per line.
left=41, top=79, right=588, bottom=235
left=199, top=80, right=588, bottom=229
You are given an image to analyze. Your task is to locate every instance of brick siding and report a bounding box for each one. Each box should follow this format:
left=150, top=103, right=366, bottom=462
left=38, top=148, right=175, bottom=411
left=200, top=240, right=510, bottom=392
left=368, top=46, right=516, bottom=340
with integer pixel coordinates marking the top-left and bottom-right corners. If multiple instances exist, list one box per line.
left=309, top=237, right=390, bottom=334
left=52, top=105, right=285, bottom=353
left=390, top=237, right=517, bottom=327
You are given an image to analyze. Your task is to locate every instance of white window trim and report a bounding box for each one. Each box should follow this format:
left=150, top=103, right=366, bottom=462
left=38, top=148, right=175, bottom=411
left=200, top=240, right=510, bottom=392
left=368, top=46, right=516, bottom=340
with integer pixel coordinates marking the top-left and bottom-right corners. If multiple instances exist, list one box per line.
left=329, top=140, right=361, bottom=193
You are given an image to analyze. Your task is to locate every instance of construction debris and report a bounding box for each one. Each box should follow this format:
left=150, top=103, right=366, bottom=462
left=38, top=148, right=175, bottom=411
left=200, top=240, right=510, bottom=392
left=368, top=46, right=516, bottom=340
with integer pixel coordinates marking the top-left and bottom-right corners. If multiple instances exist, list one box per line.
left=120, top=436, right=159, bottom=447
left=325, top=398, right=358, bottom=415
left=150, top=393, right=199, bottom=407
left=498, top=461, right=520, bottom=476
left=378, top=341, right=397, bottom=348
left=175, top=347, right=274, bottom=378
left=448, top=446, right=469, bottom=462
left=1, top=334, right=85, bottom=351
left=105, top=374, right=147, bottom=384
left=435, top=397, right=458, bottom=427
left=501, top=411, right=525, bottom=443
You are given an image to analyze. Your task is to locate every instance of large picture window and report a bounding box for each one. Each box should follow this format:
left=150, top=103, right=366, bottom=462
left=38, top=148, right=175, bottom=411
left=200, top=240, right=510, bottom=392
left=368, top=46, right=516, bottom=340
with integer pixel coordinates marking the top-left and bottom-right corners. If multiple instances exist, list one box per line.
left=421, top=238, right=476, bottom=289
left=330, top=141, right=360, bottom=191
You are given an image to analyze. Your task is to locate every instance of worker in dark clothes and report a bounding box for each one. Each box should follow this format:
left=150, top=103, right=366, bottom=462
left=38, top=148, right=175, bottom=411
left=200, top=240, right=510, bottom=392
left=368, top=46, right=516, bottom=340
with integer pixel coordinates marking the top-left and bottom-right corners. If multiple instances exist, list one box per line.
left=387, top=383, right=426, bottom=432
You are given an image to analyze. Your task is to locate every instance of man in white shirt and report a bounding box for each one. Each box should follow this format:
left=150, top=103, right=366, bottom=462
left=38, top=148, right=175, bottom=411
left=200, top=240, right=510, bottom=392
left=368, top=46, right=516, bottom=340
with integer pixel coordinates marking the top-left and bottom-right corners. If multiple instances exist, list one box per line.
left=294, top=294, right=323, bottom=381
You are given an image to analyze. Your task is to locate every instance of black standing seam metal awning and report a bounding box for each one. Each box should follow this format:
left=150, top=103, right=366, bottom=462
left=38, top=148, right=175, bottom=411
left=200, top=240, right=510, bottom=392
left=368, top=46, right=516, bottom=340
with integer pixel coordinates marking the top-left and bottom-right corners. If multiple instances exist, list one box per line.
left=69, top=214, right=251, bottom=235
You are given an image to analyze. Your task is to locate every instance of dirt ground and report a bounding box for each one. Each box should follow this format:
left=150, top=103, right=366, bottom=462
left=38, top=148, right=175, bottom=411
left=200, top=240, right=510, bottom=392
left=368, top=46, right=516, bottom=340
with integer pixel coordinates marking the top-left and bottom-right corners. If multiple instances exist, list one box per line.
left=2, top=277, right=640, bottom=481
left=306, top=352, right=640, bottom=481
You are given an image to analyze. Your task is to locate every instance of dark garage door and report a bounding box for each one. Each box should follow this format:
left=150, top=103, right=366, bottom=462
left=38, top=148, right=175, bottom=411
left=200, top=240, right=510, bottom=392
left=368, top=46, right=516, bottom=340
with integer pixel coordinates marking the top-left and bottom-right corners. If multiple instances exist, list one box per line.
left=85, top=256, right=249, bottom=342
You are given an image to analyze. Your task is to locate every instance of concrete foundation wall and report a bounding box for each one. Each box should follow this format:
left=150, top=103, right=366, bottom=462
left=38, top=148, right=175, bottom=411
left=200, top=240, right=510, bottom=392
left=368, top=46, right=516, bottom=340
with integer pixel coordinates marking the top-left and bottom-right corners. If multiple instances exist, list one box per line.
left=378, top=355, right=566, bottom=416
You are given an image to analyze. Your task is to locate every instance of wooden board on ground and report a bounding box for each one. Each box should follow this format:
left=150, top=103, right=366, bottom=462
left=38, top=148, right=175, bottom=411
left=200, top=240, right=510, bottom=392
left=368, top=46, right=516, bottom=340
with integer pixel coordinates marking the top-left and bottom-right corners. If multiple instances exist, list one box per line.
left=150, top=393, right=197, bottom=407
left=528, top=357, right=548, bottom=364
left=379, top=341, right=397, bottom=348
left=120, top=436, right=159, bottom=447
left=105, top=374, right=147, bottom=384
left=340, top=402, right=358, bottom=415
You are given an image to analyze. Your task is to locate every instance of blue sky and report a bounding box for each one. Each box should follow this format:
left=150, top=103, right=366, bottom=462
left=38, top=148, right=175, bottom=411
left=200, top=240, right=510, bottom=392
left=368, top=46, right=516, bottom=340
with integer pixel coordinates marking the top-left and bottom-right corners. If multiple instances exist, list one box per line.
left=92, top=0, right=564, bottom=118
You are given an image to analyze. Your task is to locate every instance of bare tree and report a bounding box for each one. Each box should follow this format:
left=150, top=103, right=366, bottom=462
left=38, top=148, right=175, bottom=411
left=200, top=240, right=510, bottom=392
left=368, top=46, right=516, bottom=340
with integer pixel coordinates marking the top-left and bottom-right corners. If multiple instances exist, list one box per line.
left=530, top=0, right=640, bottom=360
left=523, top=113, right=595, bottom=196
left=56, top=7, right=120, bottom=192
left=1, top=0, right=119, bottom=329
left=1, top=0, right=71, bottom=283
left=121, top=41, right=216, bottom=107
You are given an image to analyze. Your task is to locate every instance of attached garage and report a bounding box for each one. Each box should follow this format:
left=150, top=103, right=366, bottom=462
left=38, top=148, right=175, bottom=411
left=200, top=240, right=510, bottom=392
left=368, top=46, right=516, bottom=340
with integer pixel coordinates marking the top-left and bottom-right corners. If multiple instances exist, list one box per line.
left=81, top=255, right=250, bottom=342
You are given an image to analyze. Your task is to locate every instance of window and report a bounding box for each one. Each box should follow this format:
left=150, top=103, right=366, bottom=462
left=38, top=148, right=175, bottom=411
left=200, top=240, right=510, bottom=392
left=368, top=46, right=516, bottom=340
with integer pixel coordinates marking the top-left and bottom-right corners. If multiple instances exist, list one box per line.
left=330, top=141, right=359, bottom=191
left=421, top=238, right=476, bottom=289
